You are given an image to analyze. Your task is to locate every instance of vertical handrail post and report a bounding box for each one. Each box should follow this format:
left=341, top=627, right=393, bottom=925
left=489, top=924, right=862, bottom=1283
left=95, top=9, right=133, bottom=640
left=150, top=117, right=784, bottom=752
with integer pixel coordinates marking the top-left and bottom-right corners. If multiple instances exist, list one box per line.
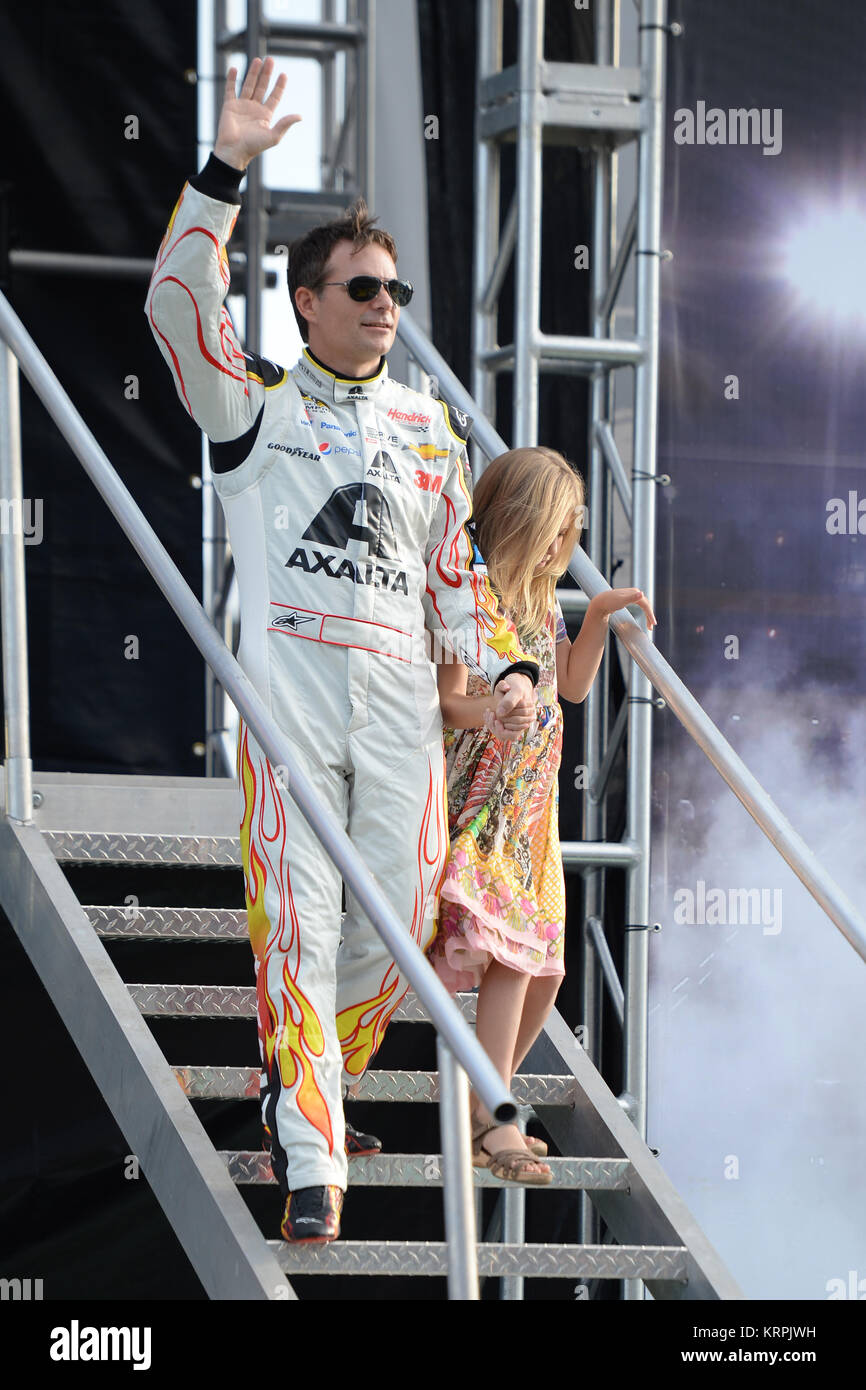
left=437, top=1037, right=480, bottom=1300
left=0, top=345, right=33, bottom=823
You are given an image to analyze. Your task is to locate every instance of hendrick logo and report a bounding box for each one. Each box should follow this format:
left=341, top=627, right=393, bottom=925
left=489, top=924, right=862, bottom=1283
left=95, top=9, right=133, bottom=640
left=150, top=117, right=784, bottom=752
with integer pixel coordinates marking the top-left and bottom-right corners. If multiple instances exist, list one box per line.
left=347, top=385, right=366, bottom=397
left=387, top=406, right=431, bottom=426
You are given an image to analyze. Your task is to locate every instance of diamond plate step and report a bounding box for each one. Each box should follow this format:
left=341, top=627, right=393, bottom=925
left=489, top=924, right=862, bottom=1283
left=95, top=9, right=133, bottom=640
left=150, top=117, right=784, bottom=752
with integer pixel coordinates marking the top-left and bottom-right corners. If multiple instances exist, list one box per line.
left=269, top=1240, right=688, bottom=1281
left=134, top=984, right=477, bottom=1022
left=46, top=831, right=241, bottom=866
left=175, top=1066, right=576, bottom=1105
left=86, top=907, right=248, bottom=940
left=221, top=1150, right=630, bottom=1190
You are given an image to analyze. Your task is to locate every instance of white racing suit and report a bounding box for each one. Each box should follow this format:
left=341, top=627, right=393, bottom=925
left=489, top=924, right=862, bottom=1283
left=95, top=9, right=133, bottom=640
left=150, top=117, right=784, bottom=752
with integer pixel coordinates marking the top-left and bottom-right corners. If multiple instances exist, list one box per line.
left=145, top=154, right=539, bottom=1197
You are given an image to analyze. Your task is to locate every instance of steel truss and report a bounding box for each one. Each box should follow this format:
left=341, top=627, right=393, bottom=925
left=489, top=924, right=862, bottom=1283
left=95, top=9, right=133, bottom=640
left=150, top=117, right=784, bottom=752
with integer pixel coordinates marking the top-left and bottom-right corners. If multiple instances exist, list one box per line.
left=465, top=0, right=664, bottom=1291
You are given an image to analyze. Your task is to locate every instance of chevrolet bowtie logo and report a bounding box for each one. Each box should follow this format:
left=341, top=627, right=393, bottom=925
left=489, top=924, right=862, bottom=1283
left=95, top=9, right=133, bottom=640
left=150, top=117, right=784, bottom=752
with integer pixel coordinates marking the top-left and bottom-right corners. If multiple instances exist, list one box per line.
left=272, top=610, right=317, bottom=631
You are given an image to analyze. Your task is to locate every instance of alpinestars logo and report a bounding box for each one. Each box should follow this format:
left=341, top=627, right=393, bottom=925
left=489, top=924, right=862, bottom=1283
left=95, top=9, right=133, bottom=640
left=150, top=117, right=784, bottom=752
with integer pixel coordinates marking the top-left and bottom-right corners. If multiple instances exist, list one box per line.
left=287, top=484, right=409, bottom=595
left=271, top=610, right=317, bottom=631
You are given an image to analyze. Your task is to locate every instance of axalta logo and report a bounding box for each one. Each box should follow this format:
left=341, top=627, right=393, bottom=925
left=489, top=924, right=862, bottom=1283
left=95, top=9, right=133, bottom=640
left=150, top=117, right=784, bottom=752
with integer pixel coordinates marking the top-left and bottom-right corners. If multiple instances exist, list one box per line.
left=303, top=483, right=399, bottom=558
left=387, top=406, right=431, bottom=426
left=286, top=549, right=408, bottom=594
left=286, top=483, right=409, bottom=596
left=366, top=449, right=400, bottom=485
left=268, top=443, right=321, bottom=461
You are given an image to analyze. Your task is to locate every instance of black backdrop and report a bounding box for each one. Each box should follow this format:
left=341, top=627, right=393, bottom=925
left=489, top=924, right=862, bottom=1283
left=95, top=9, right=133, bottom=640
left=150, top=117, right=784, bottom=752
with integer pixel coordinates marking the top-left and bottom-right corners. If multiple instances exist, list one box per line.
left=0, top=0, right=204, bottom=776
left=0, top=0, right=618, bottom=1304
left=0, top=0, right=210, bottom=1301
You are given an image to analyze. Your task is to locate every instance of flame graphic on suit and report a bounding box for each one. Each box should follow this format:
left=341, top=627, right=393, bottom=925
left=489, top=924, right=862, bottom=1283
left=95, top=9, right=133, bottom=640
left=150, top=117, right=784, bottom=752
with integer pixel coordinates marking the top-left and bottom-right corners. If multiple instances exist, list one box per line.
left=239, top=726, right=335, bottom=1158
left=336, top=755, right=448, bottom=1077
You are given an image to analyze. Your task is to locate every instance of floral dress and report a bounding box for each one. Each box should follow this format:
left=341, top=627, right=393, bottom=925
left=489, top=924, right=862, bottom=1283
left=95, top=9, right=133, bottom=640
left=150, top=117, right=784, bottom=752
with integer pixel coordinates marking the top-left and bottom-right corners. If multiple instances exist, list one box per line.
left=427, top=602, right=567, bottom=993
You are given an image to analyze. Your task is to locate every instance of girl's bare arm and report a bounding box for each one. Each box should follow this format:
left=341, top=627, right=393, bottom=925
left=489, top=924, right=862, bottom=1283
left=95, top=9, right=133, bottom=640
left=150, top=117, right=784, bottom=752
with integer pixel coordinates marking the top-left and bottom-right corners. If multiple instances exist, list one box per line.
left=556, top=589, right=656, bottom=704
left=436, top=658, right=497, bottom=729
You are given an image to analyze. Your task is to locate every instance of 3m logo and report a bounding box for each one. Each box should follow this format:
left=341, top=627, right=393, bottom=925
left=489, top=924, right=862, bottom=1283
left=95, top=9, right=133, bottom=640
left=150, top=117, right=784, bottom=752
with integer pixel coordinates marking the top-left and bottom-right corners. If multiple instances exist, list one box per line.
left=303, top=483, right=399, bottom=560
left=413, top=469, right=443, bottom=495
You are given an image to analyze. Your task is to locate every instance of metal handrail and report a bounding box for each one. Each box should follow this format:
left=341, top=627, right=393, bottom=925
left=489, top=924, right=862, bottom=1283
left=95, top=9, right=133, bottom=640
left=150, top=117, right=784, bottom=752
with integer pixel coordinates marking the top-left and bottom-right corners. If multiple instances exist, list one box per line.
left=0, top=287, right=517, bottom=1299
left=397, top=307, right=866, bottom=965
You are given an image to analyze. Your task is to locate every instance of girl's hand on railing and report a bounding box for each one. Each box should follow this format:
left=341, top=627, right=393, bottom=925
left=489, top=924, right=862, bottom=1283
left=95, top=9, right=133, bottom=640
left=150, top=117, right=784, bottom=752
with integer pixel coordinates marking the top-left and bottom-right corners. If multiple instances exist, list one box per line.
left=588, top=587, right=657, bottom=631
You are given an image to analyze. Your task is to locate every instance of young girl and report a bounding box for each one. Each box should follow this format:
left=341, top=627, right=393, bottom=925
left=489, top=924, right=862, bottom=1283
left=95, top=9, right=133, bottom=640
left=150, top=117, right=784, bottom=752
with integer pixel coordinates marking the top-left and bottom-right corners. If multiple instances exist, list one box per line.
left=428, top=447, right=656, bottom=1184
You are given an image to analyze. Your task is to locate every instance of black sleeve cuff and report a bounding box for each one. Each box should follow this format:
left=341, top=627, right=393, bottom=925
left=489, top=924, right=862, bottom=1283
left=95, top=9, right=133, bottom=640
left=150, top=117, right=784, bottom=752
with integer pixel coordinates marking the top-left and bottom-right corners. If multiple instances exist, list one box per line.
left=494, top=661, right=540, bottom=689
left=189, top=153, right=245, bottom=205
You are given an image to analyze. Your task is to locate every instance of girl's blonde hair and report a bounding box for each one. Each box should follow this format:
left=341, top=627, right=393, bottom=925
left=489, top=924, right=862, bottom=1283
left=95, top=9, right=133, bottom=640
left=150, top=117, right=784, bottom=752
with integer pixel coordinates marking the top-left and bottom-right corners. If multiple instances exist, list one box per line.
left=471, top=447, right=585, bottom=638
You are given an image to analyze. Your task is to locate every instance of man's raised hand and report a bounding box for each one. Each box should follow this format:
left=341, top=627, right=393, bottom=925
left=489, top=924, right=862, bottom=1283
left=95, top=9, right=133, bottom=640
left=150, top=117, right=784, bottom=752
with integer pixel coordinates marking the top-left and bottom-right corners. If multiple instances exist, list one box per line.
left=214, top=57, right=301, bottom=172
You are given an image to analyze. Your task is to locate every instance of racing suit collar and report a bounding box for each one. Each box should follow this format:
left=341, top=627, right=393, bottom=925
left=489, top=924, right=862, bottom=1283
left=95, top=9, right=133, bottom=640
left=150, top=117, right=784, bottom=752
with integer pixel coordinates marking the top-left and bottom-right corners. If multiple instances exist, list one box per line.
left=296, top=347, right=389, bottom=404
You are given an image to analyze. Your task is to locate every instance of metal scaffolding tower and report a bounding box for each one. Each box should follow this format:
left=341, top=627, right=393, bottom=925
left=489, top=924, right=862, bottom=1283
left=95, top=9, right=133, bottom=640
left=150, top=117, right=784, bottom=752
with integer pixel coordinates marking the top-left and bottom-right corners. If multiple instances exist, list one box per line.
left=469, top=0, right=669, bottom=1279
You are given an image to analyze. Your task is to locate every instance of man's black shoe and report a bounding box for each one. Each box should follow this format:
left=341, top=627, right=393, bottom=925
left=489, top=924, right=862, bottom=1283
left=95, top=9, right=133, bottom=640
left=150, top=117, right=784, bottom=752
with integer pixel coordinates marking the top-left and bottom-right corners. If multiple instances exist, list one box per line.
left=280, top=1184, right=343, bottom=1243
left=345, top=1120, right=382, bottom=1157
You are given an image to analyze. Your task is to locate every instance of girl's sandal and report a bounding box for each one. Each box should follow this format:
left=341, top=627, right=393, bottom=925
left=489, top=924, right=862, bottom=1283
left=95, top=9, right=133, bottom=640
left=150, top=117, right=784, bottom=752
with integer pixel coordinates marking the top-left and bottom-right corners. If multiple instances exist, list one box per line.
left=483, top=1145, right=553, bottom=1186
left=472, top=1123, right=553, bottom=1185
left=471, top=1119, right=494, bottom=1168
left=471, top=1112, right=548, bottom=1161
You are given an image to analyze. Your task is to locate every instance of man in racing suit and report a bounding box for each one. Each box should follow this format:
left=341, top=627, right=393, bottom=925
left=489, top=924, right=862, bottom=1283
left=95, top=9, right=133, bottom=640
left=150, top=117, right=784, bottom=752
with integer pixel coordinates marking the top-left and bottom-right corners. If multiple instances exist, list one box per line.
left=145, top=58, right=538, bottom=1243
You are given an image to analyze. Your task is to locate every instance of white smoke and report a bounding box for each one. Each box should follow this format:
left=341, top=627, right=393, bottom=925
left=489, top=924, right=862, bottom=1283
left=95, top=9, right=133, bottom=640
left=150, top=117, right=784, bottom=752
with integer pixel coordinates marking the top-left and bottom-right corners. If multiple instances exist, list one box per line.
left=648, top=681, right=866, bottom=1299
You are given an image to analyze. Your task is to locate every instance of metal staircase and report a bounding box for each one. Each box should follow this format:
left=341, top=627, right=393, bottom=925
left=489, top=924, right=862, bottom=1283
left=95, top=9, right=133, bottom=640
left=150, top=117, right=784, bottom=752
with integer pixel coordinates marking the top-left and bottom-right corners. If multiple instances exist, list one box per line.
left=3, top=767, right=737, bottom=1297
left=4, top=244, right=866, bottom=1298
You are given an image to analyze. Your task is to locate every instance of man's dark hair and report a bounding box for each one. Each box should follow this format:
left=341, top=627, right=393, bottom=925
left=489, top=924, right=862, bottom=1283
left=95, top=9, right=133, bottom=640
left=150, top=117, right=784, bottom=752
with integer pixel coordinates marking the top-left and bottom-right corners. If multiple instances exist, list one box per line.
left=287, top=198, right=398, bottom=343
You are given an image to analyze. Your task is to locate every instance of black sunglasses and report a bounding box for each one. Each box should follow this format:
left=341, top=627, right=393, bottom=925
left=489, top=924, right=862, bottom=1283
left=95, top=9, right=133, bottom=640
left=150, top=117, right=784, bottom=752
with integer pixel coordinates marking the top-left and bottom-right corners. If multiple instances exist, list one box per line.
left=321, top=275, right=414, bottom=307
